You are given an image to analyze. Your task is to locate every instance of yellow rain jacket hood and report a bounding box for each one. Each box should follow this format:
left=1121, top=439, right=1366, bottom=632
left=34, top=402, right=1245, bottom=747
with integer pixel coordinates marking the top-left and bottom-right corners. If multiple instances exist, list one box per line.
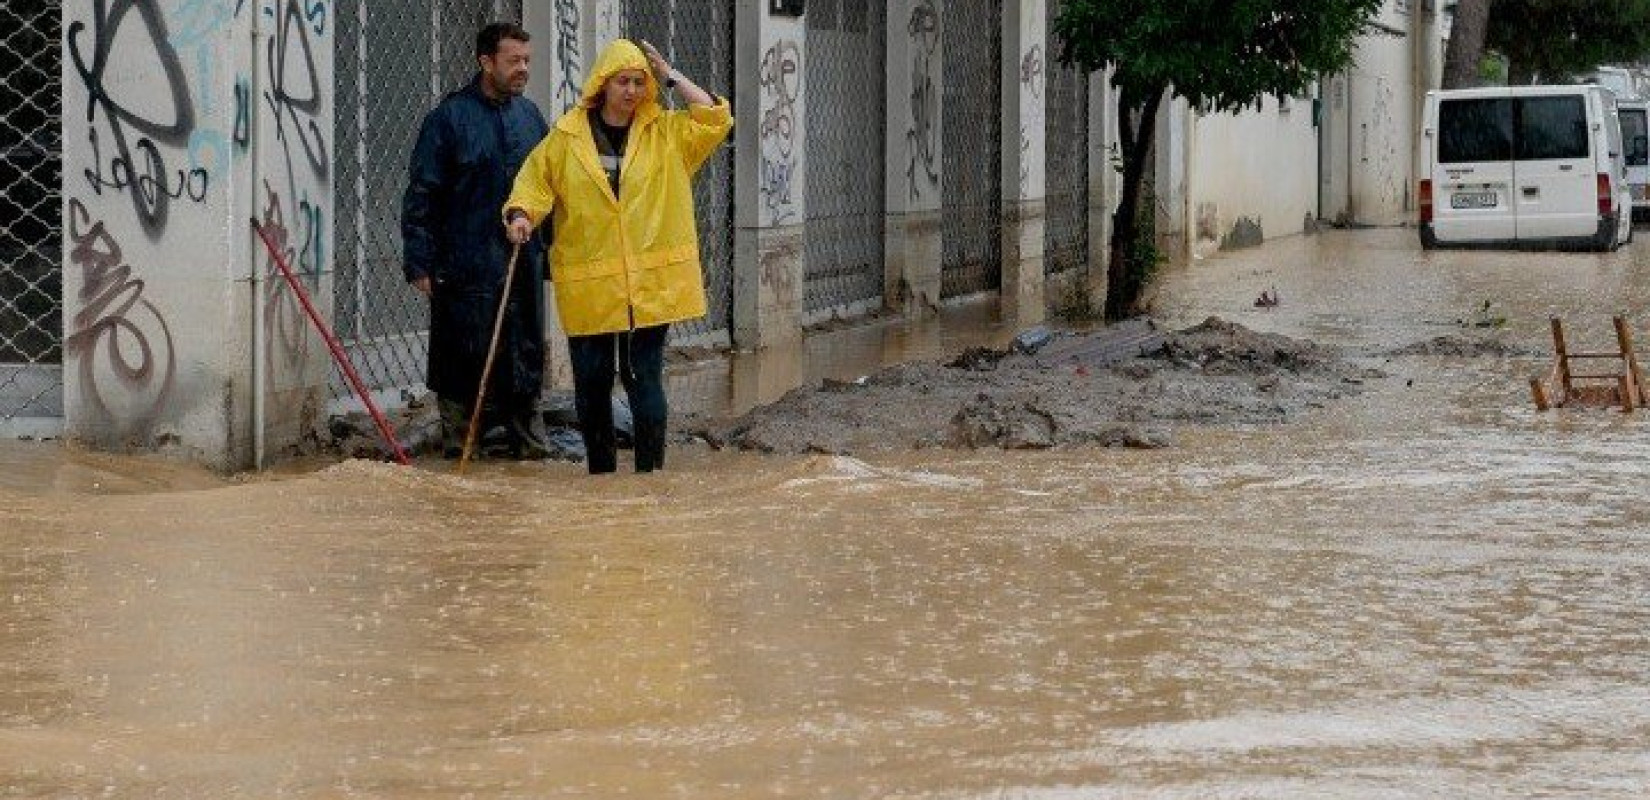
left=505, top=39, right=733, bottom=336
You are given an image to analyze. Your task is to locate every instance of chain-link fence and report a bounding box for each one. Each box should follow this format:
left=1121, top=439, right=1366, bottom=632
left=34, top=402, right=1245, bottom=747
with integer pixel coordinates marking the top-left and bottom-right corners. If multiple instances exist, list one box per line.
left=0, top=0, right=62, bottom=425
left=332, top=0, right=522, bottom=404
left=625, top=0, right=737, bottom=345
left=940, top=0, right=1002, bottom=300
left=802, top=0, right=886, bottom=322
left=1044, top=0, right=1089, bottom=277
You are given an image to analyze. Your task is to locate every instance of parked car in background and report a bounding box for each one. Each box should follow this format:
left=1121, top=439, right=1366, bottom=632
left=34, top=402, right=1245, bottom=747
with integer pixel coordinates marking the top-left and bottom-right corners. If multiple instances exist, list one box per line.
left=1586, top=66, right=1646, bottom=102
left=1420, top=84, right=1632, bottom=251
left=1619, top=98, right=1650, bottom=223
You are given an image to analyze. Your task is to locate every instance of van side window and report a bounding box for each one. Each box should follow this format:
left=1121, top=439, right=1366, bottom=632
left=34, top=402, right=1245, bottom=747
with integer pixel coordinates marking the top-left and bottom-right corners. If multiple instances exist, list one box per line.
left=1516, top=96, right=1589, bottom=161
left=1622, top=109, right=1648, bottom=167
left=1439, top=99, right=1512, bottom=163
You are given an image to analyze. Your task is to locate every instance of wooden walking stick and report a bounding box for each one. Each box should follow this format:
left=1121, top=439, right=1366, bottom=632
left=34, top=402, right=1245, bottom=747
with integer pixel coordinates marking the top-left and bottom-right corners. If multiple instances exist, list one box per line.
left=457, top=243, right=523, bottom=474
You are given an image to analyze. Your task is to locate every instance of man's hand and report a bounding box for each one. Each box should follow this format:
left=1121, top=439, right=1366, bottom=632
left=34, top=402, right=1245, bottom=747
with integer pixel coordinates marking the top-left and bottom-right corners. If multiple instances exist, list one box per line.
left=506, top=215, right=533, bottom=245
left=411, top=276, right=431, bottom=297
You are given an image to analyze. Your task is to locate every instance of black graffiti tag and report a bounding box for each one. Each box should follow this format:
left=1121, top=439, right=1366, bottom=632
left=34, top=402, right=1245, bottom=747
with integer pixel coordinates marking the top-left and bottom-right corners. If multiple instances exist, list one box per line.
left=555, top=0, right=583, bottom=113
left=265, top=0, right=330, bottom=183
left=1020, top=44, right=1044, bottom=100
left=759, top=39, right=801, bottom=223
left=69, top=0, right=210, bottom=239
left=233, top=77, right=251, bottom=150
left=64, top=198, right=177, bottom=423
left=906, top=0, right=939, bottom=200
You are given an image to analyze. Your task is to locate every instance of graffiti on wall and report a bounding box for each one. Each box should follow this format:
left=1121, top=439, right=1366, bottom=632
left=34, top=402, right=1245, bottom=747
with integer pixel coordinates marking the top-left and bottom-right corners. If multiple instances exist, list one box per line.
left=68, top=0, right=211, bottom=240
left=64, top=198, right=177, bottom=426
left=258, top=180, right=319, bottom=369
left=905, top=0, right=939, bottom=200
left=264, top=0, right=330, bottom=192
left=1019, top=44, right=1043, bottom=98
left=172, top=0, right=238, bottom=180
left=260, top=0, right=331, bottom=371
left=61, top=0, right=331, bottom=438
left=759, top=39, right=802, bottom=225
left=555, top=0, right=583, bottom=114
left=1019, top=43, right=1045, bottom=197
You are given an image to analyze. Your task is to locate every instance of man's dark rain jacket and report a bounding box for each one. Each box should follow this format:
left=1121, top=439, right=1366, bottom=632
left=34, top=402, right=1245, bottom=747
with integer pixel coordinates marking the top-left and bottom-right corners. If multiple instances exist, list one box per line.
left=402, top=77, right=550, bottom=406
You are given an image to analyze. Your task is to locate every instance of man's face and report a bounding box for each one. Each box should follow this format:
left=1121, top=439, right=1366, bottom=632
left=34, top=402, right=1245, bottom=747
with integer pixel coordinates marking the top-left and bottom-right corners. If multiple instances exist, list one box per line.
left=481, top=38, right=531, bottom=96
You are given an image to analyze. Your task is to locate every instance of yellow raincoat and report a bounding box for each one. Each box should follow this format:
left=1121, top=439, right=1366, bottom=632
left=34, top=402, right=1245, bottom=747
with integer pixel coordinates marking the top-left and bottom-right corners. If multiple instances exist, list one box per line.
left=504, top=40, right=733, bottom=336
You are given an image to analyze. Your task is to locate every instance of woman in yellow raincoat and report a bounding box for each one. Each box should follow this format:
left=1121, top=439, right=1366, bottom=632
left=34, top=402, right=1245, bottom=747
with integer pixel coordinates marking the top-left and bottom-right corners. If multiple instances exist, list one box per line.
left=505, top=38, right=732, bottom=474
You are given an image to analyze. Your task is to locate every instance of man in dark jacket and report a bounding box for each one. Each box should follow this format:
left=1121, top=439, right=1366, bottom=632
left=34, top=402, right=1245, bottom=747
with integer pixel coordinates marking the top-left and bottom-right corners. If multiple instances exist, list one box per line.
left=403, top=22, right=551, bottom=458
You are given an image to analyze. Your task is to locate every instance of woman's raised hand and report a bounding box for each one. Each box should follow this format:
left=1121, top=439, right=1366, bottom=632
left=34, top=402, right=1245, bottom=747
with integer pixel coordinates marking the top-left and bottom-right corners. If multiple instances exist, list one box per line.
left=639, top=40, right=671, bottom=82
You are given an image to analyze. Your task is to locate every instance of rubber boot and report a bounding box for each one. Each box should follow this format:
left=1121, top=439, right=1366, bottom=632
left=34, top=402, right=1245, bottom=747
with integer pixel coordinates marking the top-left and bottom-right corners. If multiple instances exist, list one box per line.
left=633, top=420, right=666, bottom=473
left=582, top=425, right=618, bottom=474
left=438, top=398, right=468, bottom=459
left=508, top=409, right=553, bottom=461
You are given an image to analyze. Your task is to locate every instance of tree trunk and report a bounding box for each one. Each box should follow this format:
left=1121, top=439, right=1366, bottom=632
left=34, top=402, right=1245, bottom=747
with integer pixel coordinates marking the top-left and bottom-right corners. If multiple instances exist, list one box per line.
left=1442, top=0, right=1493, bottom=89
left=1105, top=87, right=1164, bottom=321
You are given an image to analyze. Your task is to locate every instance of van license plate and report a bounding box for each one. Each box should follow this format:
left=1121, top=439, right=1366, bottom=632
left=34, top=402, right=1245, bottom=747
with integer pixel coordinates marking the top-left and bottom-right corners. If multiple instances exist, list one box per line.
left=1450, top=192, right=1498, bottom=209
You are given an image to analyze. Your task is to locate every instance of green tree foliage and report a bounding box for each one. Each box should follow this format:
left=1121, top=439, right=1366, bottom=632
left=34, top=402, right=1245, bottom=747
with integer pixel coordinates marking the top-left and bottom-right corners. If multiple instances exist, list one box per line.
left=1486, top=0, right=1650, bottom=84
left=1052, top=0, right=1384, bottom=319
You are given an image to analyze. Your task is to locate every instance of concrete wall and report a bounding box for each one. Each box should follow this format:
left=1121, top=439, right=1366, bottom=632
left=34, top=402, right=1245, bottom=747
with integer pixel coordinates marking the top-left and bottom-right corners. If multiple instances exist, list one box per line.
left=884, top=0, right=945, bottom=318
left=1321, top=0, right=1441, bottom=227
left=62, top=0, right=333, bottom=470
left=733, top=6, right=807, bottom=349
left=1155, top=99, right=1191, bottom=258
left=1186, top=95, right=1320, bottom=259
left=1001, top=0, right=1046, bottom=324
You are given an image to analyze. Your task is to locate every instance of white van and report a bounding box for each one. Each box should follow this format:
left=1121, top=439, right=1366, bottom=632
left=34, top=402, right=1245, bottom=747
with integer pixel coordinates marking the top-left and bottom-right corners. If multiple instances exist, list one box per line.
left=1619, top=98, right=1650, bottom=222
left=1420, top=85, right=1632, bottom=251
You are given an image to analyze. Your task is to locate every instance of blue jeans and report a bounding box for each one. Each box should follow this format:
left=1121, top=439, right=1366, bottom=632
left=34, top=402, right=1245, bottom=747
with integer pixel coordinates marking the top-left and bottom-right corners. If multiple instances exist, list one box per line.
left=567, top=324, right=669, bottom=473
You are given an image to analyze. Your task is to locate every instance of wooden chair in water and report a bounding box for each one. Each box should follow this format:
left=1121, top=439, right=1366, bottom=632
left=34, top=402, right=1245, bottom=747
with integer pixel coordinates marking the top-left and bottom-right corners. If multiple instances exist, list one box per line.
left=1530, top=317, right=1650, bottom=412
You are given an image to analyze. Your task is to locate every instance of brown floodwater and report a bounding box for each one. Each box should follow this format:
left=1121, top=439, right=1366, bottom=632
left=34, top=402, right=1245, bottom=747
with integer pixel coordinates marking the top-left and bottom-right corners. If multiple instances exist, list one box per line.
left=5, top=228, right=1650, bottom=797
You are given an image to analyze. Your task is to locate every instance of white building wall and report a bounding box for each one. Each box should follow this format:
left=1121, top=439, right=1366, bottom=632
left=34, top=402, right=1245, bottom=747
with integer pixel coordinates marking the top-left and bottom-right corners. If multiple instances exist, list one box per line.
left=61, top=0, right=334, bottom=470
left=1186, top=95, right=1320, bottom=259
left=1322, top=0, right=1442, bottom=227
left=1349, top=24, right=1414, bottom=225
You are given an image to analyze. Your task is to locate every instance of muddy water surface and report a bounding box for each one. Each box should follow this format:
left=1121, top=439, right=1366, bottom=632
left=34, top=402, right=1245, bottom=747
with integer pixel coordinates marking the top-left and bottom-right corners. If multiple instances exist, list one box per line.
left=5, top=229, right=1650, bottom=797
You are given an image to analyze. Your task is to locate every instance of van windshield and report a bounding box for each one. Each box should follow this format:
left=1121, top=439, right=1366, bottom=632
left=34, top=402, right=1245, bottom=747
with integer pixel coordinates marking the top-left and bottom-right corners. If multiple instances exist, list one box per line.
left=1438, top=96, right=1591, bottom=163
left=1622, top=109, right=1649, bottom=166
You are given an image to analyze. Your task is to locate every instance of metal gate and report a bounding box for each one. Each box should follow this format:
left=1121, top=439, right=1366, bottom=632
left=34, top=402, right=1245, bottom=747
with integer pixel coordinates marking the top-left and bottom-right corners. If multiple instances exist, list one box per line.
left=332, top=0, right=522, bottom=403
left=625, top=0, right=737, bottom=345
left=1044, top=0, right=1089, bottom=276
left=940, top=0, right=1002, bottom=299
left=0, top=0, right=61, bottom=428
left=802, top=0, right=886, bottom=321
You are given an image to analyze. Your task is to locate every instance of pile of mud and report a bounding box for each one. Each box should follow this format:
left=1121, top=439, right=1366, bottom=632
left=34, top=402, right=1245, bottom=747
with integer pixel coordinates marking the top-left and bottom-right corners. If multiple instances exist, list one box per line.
left=1384, top=334, right=1536, bottom=358
left=679, top=317, right=1382, bottom=455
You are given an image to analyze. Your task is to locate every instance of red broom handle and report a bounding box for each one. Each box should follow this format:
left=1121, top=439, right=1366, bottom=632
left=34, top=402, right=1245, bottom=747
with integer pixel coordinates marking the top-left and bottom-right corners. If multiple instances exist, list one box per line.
left=251, top=219, right=411, bottom=466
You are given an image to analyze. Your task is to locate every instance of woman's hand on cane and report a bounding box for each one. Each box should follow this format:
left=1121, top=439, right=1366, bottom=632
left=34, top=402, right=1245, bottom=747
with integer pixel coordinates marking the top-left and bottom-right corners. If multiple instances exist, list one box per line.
left=505, top=208, right=532, bottom=245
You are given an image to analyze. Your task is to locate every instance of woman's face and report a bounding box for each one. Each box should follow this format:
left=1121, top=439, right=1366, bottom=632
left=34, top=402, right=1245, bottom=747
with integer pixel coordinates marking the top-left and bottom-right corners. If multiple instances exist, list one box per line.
left=602, top=69, right=649, bottom=118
